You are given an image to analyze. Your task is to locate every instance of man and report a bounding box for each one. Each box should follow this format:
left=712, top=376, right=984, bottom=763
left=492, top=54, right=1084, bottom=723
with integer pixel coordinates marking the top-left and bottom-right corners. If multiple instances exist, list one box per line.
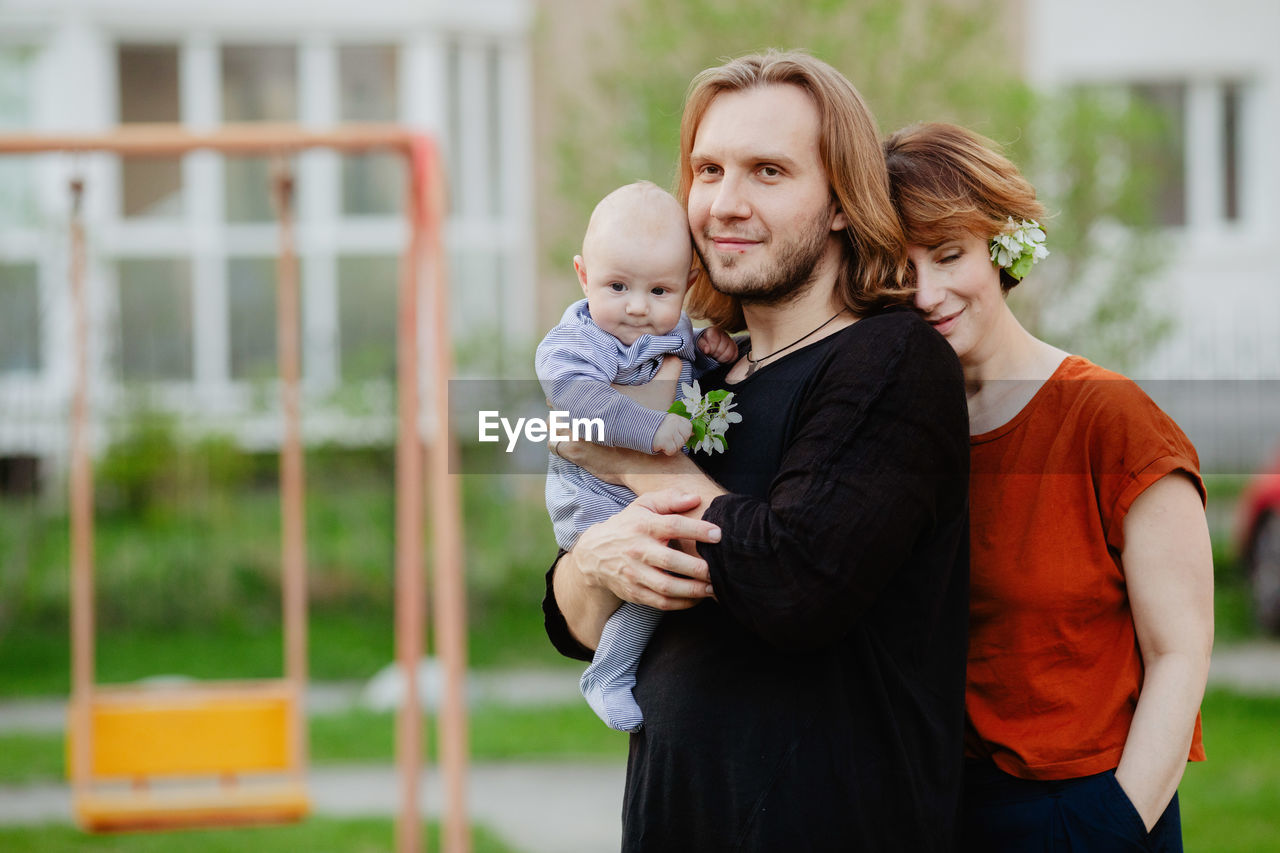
left=544, top=50, right=970, bottom=851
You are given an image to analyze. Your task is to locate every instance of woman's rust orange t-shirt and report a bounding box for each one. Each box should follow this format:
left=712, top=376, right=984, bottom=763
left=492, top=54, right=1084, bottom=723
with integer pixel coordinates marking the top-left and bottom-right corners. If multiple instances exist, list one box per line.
left=966, top=356, right=1206, bottom=780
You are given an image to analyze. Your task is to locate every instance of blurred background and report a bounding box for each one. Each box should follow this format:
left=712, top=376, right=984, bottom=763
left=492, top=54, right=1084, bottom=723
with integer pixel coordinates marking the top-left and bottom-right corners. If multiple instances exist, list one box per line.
left=0, top=0, right=1277, bottom=850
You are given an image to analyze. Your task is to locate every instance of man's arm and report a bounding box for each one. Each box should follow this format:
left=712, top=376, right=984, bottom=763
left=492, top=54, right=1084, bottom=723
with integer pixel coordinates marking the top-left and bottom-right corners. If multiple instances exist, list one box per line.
left=558, top=440, right=727, bottom=518
left=675, top=315, right=965, bottom=650
left=573, top=313, right=968, bottom=652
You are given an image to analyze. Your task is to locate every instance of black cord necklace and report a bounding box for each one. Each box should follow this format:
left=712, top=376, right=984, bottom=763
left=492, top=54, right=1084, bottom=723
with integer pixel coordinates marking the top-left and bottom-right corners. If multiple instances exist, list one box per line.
left=744, top=307, right=848, bottom=377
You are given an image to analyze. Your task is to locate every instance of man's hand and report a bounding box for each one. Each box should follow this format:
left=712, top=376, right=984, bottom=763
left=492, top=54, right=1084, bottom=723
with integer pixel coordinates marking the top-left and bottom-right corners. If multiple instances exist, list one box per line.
left=698, top=326, right=739, bottom=363
left=554, top=489, right=721, bottom=649
left=652, top=413, right=693, bottom=456
left=572, top=489, right=719, bottom=609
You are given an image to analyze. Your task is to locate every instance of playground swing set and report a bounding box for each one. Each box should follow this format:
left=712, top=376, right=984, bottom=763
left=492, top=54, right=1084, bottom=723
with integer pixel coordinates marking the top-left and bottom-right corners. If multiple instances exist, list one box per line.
left=0, top=125, right=469, bottom=853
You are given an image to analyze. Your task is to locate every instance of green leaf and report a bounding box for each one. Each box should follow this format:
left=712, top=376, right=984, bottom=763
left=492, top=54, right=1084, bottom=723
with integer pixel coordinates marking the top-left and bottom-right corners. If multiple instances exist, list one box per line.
left=691, top=419, right=707, bottom=445
left=705, top=389, right=729, bottom=403
left=713, top=434, right=727, bottom=450
left=668, top=400, right=690, bottom=418
left=1009, top=253, right=1034, bottom=281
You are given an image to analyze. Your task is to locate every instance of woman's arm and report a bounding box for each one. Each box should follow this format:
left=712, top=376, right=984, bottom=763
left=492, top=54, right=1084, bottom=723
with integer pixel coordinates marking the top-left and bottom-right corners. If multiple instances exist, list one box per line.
left=1114, top=472, right=1214, bottom=830
left=552, top=489, right=721, bottom=649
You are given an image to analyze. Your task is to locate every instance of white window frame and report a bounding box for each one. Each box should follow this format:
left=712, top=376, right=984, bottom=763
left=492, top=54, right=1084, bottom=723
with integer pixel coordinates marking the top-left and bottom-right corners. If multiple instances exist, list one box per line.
left=0, top=5, right=534, bottom=457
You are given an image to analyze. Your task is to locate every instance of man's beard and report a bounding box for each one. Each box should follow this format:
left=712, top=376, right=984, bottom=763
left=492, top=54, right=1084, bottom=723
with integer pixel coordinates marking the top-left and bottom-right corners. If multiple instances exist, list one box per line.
left=695, top=208, right=834, bottom=307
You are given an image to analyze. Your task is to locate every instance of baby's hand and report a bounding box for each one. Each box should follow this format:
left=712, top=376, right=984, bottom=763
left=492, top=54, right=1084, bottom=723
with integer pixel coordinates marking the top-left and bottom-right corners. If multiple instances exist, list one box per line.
left=652, top=413, right=693, bottom=456
left=698, top=326, right=738, bottom=363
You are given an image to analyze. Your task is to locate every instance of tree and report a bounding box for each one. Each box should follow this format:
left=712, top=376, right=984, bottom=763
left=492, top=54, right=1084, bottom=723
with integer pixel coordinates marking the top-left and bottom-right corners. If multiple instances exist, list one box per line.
left=551, top=0, right=1174, bottom=369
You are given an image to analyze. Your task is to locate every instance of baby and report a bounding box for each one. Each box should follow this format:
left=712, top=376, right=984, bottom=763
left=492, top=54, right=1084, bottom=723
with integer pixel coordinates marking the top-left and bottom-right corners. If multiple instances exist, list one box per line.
left=535, top=181, right=736, bottom=732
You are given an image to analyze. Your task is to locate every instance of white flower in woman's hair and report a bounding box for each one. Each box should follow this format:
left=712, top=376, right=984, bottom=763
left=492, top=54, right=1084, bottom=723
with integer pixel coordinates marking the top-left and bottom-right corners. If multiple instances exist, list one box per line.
left=989, top=217, right=1049, bottom=281
left=669, top=382, right=741, bottom=455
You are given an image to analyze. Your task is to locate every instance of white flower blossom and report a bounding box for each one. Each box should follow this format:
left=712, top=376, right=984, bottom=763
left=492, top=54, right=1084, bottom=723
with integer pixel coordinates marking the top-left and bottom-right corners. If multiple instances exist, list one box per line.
left=988, top=217, right=1049, bottom=281
left=671, top=384, right=740, bottom=455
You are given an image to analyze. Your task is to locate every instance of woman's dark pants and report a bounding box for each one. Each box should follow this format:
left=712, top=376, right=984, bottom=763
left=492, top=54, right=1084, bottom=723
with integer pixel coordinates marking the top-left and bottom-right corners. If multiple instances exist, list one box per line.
left=961, top=759, right=1183, bottom=852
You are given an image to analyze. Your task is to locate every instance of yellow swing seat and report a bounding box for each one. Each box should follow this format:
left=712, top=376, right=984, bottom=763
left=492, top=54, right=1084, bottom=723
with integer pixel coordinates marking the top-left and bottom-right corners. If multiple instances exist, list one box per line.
left=68, top=679, right=309, bottom=832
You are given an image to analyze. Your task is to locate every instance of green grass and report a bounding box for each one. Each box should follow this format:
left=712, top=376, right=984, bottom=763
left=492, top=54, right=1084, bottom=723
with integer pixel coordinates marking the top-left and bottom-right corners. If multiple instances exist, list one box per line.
left=1214, top=577, right=1260, bottom=644
left=0, top=601, right=561, bottom=699
left=0, top=819, right=517, bottom=853
left=1211, top=524, right=1261, bottom=644
left=1202, top=473, right=1253, bottom=506
left=0, top=703, right=625, bottom=786
left=0, top=729, right=64, bottom=785
left=4, top=441, right=1262, bottom=699
left=0, top=455, right=563, bottom=697
left=7, top=557, right=1250, bottom=699
left=311, top=704, right=628, bottom=764
left=1180, top=689, right=1280, bottom=852
left=0, top=614, right=393, bottom=698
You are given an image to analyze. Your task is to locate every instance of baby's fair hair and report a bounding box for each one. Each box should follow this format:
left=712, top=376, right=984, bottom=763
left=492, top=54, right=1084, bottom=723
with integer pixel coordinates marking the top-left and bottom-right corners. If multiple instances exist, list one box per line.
left=582, top=181, right=692, bottom=268
left=883, top=122, right=1045, bottom=292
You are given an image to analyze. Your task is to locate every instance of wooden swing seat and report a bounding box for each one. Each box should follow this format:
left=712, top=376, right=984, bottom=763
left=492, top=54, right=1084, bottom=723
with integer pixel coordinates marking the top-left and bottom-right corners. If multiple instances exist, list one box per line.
left=68, top=679, right=309, bottom=832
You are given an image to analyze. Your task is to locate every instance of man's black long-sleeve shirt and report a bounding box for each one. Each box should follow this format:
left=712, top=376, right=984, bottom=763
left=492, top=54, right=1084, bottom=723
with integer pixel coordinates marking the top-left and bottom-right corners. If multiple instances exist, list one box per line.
left=544, top=310, right=970, bottom=851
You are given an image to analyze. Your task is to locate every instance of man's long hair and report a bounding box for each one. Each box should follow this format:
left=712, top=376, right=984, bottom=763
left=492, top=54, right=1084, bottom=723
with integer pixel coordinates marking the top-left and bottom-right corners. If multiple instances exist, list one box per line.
left=677, top=50, right=910, bottom=331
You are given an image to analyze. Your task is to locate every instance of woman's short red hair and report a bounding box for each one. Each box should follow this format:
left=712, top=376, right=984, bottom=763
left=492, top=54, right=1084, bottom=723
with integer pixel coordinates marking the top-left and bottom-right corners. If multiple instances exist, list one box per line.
left=883, top=122, right=1046, bottom=292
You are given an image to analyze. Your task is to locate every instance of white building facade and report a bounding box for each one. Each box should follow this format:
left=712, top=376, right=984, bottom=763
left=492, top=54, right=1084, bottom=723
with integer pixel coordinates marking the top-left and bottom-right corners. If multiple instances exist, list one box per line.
left=4, top=0, right=1275, bottom=478
left=1027, top=0, right=1279, bottom=381
left=0, top=0, right=534, bottom=472
left=1026, top=0, right=1280, bottom=470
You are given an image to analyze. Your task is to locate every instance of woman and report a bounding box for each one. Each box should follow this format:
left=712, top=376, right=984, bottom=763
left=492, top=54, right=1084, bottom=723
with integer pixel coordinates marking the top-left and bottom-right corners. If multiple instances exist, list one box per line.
left=883, top=122, right=1214, bottom=851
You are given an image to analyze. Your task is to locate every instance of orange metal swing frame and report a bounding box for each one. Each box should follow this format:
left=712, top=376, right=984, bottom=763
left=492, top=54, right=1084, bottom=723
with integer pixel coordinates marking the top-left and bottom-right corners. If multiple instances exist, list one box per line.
left=0, top=125, right=469, bottom=853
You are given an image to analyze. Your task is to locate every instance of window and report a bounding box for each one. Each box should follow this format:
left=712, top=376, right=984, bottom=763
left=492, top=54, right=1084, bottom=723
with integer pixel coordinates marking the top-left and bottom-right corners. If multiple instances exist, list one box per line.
left=0, top=456, right=39, bottom=497
left=439, top=36, right=530, bottom=374
left=1125, top=79, right=1252, bottom=230
left=485, top=46, right=503, bottom=218
left=116, top=259, right=193, bottom=381
left=1131, top=83, right=1187, bottom=228
left=337, top=255, right=397, bottom=382
left=0, top=263, right=40, bottom=374
left=222, top=45, right=298, bottom=222
left=117, top=45, right=183, bottom=218
left=445, top=41, right=507, bottom=218
left=227, top=258, right=278, bottom=381
left=88, top=34, right=529, bottom=393
left=1222, top=82, right=1243, bottom=223
left=339, top=45, right=403, bottom=216
left=0, top=45, right=38, bottom=229
left=446, top=42, right=462, bottom=212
